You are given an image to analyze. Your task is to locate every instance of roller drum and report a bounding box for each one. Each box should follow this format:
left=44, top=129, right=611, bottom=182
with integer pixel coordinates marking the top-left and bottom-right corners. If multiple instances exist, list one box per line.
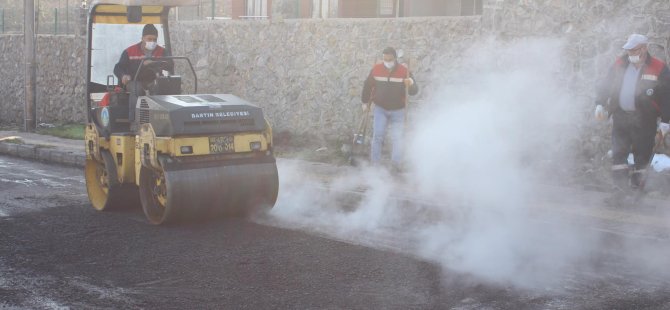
left=140, top=155, right=278, bottom=225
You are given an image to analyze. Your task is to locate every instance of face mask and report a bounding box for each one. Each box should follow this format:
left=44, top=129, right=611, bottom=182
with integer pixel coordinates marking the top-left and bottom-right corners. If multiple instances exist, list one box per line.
left=145, top=41, right=157, bottom=51
left=383, top=61, right=395, bottom=69
left=628, top=55, right=640, bottom=64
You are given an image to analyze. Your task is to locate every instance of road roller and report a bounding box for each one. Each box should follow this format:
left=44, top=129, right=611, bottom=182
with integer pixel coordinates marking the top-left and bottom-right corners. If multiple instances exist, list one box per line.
left=83, top=0, right=278, bottom=224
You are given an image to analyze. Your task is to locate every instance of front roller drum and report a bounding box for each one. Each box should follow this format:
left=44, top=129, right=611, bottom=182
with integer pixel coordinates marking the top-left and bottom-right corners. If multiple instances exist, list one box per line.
left=139, top=157, right=279, bottom=225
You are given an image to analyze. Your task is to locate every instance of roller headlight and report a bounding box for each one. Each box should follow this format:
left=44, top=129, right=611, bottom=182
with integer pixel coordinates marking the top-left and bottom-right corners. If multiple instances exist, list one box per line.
left=250, top=141, right=262, bottom=151
left=180, top=146, right=193, bottom=154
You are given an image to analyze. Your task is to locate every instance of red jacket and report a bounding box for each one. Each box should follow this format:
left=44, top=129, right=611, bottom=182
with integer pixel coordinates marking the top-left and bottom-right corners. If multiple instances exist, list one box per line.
left=113, top=42, right=172, bottom=84
left=362, top=62, right=418, bottom=110
left=596, top=53, right=670, bottom=122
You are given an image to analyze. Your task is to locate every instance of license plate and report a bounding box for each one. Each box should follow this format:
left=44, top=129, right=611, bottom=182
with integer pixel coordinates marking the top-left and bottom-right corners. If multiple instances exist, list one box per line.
left=209, top=135, right=234, bottom=154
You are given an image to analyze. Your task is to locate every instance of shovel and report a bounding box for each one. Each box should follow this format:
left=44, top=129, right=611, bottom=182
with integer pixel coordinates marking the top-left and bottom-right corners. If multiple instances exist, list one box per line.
left=347, top=102, right=372, bottom=166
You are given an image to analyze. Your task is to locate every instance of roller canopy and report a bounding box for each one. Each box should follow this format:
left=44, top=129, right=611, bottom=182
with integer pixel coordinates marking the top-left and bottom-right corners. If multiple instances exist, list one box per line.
left=90, top=0, right=198, bottom=7
left=90, top=0, right=197, bottom=24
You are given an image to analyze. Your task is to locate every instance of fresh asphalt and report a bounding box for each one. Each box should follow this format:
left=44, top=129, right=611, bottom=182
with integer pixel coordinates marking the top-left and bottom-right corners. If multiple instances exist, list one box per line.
left=1, top=132, right=670, bottom=309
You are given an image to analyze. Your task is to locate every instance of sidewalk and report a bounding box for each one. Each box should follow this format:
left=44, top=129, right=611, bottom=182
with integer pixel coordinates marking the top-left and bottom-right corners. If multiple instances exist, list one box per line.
left=0, top=130, right=86, bottom=167
left=0, top=130, right=344, bottom=177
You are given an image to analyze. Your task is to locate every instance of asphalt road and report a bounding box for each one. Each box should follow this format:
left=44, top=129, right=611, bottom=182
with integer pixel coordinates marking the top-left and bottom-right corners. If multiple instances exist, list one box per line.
left=1, top=155, right=670, bottom=309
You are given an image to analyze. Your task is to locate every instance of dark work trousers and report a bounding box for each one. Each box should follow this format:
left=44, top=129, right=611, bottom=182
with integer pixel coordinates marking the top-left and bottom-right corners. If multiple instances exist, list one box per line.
left=610, top=110, right=657, bottom=189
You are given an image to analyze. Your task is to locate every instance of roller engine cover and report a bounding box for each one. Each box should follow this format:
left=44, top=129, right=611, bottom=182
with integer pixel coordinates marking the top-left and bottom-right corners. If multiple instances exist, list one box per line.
left=136, top=93, right=267, bottom=137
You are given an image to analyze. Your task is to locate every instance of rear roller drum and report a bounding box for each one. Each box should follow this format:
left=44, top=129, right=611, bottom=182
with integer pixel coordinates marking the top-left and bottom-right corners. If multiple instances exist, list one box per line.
left=85, top=150, right=137, bottom=211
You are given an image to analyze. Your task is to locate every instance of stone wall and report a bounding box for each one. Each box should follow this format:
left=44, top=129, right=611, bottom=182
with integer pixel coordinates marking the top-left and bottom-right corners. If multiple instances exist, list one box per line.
left=0, top=34, right=86, bottom=126
left=1, top=0, right=669, bottom=147
left=35, top=35, right=87, bottom=124
left=0, top=35, right=25, bottom=125
left=484, top=0, right=670, bottom=93
left=169, top=16, right=480, bottom=143
left=482, top=0, right=670, bottom=165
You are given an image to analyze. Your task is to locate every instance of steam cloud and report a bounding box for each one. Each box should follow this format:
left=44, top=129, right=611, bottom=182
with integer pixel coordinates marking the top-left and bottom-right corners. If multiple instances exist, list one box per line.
left=405, top=37, right=589, bottom=289
left=262, top=37, right=670, bottom=292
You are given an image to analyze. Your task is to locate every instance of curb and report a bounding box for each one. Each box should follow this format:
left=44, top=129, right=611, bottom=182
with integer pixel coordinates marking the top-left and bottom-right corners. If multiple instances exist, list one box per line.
left=0, top=141, right=86, bottom=167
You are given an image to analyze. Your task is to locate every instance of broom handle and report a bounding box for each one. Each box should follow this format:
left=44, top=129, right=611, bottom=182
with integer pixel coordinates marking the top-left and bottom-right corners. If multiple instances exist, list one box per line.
left=354, top=57, right=378, bottom=143
left=404, top=57, right=410, bottom=124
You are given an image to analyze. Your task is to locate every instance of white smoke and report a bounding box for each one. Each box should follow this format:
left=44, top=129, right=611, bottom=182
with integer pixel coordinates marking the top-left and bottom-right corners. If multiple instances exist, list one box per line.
left=262, top=37, right=670, bottom=292
left=403, top=37, right=597, bottom=289
left=269, top=160, right=405, bottom=245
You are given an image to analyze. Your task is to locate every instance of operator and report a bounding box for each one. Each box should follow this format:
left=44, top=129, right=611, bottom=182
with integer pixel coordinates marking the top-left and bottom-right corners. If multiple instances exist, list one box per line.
left=595, top=33, right=670, bottom=197
left=361, top=47, right=418, bottom=172
left=114, top=24, right=173, bottom=123
left=113, top=24, right=173, bottom=87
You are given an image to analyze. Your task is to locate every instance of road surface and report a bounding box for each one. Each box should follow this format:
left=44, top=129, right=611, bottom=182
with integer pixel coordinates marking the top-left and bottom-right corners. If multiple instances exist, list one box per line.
left=1, top=155, right=670, bottom=309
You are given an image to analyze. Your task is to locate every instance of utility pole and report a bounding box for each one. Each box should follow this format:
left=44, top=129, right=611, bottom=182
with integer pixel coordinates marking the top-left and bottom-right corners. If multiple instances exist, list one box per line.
left=24, top=0, right=37, bottom=132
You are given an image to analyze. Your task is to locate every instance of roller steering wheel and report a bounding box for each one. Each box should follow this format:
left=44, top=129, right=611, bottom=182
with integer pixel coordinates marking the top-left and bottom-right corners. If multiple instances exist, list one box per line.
left=131, top=60, right=169, bottom=90
left=142, top=60, right=169, bottom=77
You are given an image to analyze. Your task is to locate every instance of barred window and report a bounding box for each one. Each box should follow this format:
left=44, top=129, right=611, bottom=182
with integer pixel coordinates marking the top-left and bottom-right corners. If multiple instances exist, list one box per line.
left=460, top=0, right=483, bottom=16
left=379, top=0, right=394, bottom=16
left=245, top=0, right=269, bottom=18
left=337, top=0, right=482, bottom=18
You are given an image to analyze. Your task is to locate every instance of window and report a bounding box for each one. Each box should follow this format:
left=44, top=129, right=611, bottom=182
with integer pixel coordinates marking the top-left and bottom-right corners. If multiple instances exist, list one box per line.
left=245, top=0, right=269, bottom=18
left=90, top=23, right=166, bottom=86
left=338, top=0, right=378, bottom=18
left=460, top=0, right=482, bottom=16
left=338, top=0, right=481, bottom=18
left=379, top=0, right=394, bottom=16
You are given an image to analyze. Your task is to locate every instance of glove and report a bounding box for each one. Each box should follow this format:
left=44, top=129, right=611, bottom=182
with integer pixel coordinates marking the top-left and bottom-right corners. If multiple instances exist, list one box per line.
left=361, top=103, right=369, bottom=112
left=121, top=74, right=132, bottom=85
left=658, top=122, right=670, bottom=137
left=594, top=105, right=607, bottom=121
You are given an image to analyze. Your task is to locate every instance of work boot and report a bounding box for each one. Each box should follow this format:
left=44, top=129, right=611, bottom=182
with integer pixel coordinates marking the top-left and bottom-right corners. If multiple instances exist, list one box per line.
left=630, top=169, right=647, bottom=191
left=390, top=162, right=405, bottom=177
left=603, top=186, right=631, bottom=208
left=611, top=167, right=630, bottom=190
left=605, top=166, right=632, bottom=207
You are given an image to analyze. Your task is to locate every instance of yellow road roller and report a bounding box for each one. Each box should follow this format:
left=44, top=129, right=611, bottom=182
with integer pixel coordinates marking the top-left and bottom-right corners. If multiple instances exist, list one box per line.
left=84, top=0, right=278, bottom=224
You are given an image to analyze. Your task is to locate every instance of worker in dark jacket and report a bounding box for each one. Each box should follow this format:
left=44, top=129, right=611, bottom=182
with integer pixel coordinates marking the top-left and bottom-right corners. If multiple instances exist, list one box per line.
left=114, top=24, right=173, bottom=122
left=595, top=34, right=670, bottom=194
left=361, top=47, right=418, bottom=170
left=113, top=24, right=173, bottom=87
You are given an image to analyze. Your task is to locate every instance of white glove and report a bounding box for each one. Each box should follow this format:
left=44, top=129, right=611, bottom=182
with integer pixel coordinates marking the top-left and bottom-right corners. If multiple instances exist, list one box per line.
left=361, top=103, right=369, bottom=112
left=658, top=122, right=670, bottom=136
left=594, top=105, right=607, bottom=121
left=121, top=74, right=132, bottom=85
